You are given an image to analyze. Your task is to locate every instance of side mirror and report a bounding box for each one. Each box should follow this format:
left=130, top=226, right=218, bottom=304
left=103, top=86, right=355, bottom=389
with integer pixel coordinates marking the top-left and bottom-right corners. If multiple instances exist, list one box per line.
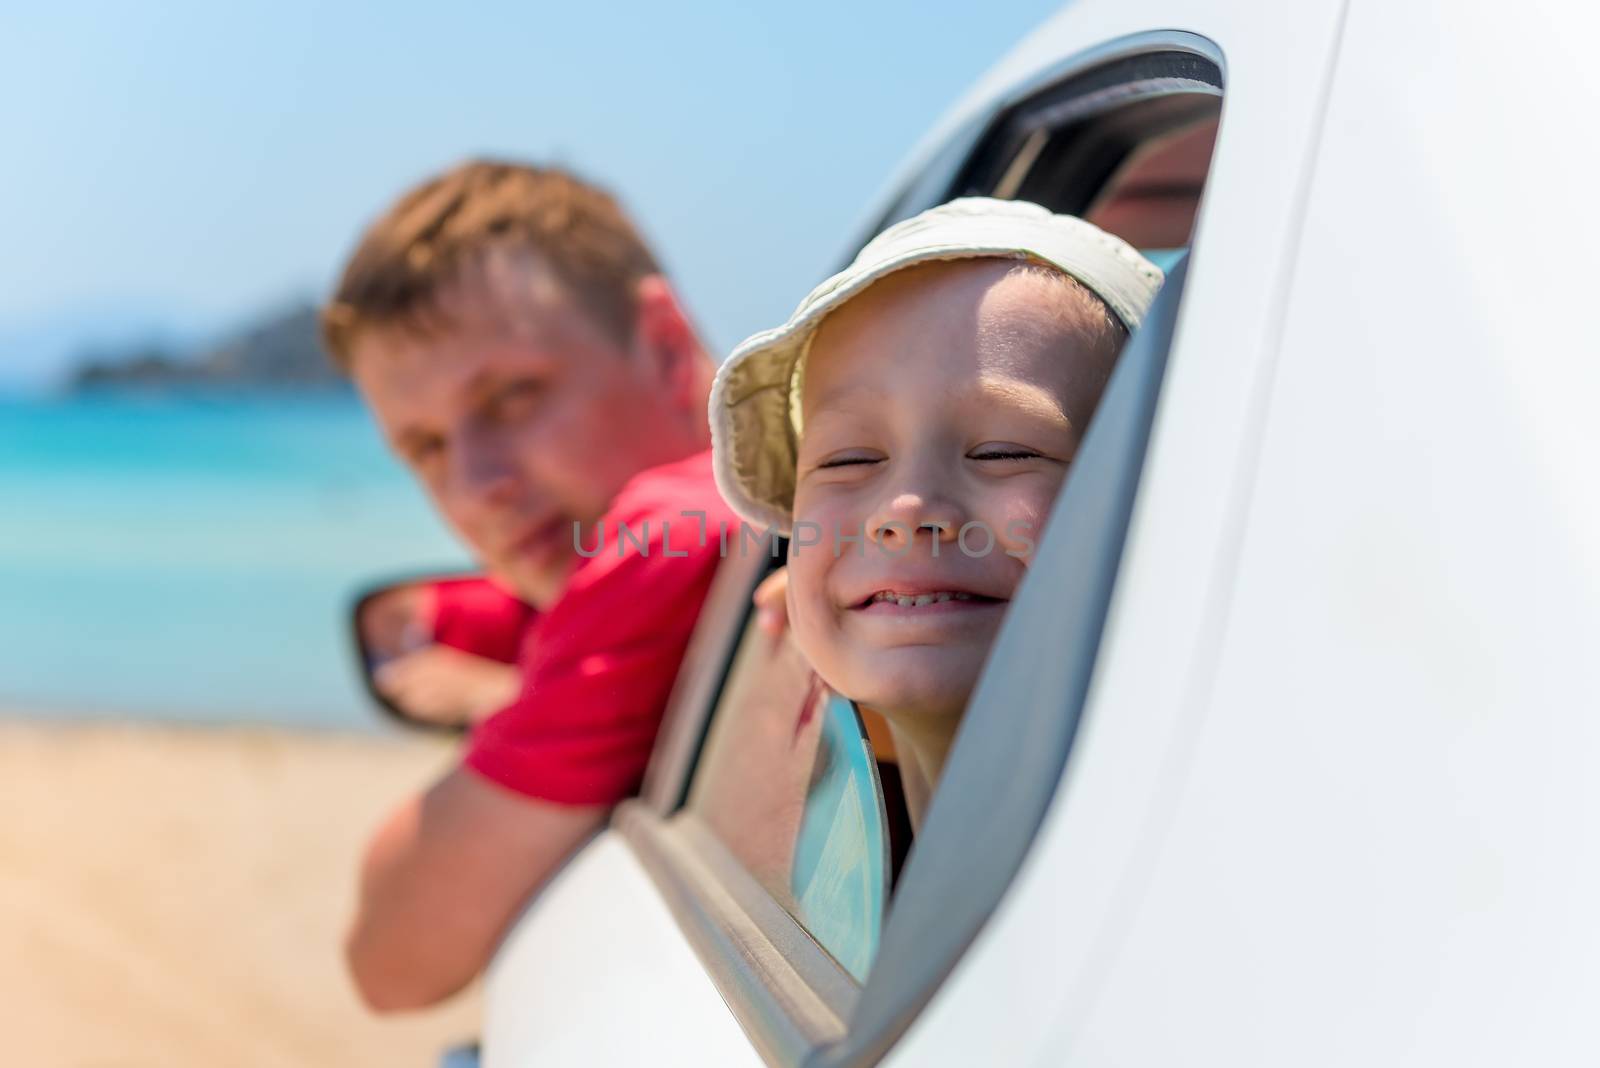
left=350, top=575, right=532, bottom=732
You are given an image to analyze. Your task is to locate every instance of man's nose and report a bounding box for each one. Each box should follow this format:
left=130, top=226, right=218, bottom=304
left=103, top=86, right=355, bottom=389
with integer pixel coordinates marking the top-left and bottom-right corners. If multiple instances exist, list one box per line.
left=448, top=427, right=521, bottom=511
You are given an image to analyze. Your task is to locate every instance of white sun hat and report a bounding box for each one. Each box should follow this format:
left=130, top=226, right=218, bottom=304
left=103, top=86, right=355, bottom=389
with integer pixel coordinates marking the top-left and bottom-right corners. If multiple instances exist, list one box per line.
left=708, top=196, right=1165, bottom=534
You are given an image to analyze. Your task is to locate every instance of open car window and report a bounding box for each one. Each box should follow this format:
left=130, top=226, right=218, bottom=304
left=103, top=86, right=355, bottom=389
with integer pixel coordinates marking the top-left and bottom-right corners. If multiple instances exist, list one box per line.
left=687, top=586, right=896, bottom=981
left=626, top=32, right=1224, bottom=1067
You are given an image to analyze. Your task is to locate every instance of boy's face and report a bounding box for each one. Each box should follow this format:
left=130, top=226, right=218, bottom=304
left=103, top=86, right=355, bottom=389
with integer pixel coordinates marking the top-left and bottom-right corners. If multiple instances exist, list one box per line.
left=349, top=254, right=688, bottom=608
left=786, top=258, right=1123, bottom=727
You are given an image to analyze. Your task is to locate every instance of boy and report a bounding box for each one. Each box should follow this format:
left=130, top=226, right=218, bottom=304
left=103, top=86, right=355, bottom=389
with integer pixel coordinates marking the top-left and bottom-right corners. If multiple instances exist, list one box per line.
left=710, top=197, right=1162, bottom=824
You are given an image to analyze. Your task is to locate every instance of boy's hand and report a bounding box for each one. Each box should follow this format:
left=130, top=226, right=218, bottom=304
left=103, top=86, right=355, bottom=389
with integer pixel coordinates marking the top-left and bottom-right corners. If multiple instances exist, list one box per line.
left=753, top=568, right=789, bottom=638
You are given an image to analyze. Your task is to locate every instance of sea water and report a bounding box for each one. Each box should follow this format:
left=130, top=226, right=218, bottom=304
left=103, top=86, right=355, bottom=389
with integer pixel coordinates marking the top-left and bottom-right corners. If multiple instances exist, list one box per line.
left=0, top=395, right=470, bottom=729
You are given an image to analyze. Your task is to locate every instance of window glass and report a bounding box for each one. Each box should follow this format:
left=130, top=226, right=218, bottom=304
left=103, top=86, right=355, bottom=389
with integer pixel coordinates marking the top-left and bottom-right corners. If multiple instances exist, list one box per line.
left=1084, top=115, right=1218, bottom=248
left=791, top=692, right=889, bottom=978
left=687, top=607, right=892, bottom=981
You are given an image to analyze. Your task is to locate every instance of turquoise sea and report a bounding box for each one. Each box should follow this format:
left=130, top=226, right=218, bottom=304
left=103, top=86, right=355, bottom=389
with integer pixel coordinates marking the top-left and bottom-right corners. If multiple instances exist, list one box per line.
left=0, top=395, right=470, bottom=730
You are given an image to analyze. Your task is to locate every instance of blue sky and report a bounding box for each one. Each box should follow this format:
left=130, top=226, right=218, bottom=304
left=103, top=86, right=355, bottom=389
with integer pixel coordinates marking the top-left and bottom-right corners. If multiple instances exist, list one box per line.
left=0, top=1, right=1063, bottom=390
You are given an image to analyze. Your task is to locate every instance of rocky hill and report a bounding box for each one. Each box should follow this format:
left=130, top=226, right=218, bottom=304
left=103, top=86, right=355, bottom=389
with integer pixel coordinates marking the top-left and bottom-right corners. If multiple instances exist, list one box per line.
left=69, top=304, right=347, bottom=392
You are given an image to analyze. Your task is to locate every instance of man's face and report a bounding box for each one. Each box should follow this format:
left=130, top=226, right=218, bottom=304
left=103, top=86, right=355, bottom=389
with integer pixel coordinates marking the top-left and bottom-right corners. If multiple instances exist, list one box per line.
left=786, top=259, right=1123, bottom=727
left=350, top=256, right=686, bottom=608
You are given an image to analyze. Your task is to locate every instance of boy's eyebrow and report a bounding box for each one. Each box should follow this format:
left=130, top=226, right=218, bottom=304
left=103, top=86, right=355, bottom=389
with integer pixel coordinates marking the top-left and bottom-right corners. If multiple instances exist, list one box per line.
left=967, top=377, right=1073, bottom=430
left=803, top=376, right=1073, bottom=432
left=799, top=382, right=895, bottom=439
left=804, top=380, right=895, bottom=415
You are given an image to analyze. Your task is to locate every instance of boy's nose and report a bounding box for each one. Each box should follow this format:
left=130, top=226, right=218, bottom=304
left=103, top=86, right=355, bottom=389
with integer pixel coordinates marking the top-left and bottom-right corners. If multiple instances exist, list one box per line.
left=868, top=492, right=962, bottom=550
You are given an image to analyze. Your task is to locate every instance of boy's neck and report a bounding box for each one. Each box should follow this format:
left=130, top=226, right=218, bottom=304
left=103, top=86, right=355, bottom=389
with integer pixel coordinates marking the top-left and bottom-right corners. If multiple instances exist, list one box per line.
left=875, top=707, right=963, bottom=831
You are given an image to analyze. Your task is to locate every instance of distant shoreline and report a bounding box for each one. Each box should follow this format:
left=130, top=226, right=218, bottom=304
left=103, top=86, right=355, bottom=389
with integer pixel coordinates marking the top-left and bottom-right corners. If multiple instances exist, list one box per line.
left=64, top=303, right=348, bottom=394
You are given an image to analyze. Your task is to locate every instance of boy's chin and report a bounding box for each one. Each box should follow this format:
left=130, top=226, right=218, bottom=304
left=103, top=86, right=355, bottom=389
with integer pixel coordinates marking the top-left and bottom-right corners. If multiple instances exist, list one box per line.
left=841, top=650, right=981, bottom=724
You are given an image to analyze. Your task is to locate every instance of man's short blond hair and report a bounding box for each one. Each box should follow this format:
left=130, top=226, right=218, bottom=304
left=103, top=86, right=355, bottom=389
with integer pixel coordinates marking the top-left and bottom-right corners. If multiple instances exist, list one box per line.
left=321, top=159, right=662, bottom=368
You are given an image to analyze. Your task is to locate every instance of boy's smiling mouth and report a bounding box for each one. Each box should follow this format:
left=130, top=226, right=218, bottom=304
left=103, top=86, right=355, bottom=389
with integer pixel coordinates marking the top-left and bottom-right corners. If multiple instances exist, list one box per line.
left=851, top=587, right=1008, bottom=612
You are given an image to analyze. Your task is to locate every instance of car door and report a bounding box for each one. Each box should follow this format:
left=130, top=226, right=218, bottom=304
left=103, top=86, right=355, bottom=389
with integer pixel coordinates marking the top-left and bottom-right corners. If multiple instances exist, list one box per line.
left=479, top=3, right=1348, bottom=1064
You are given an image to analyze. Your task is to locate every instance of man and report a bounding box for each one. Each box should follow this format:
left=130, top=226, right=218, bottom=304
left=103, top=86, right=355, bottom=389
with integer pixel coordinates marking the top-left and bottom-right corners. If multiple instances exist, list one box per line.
left=322, top=160, right=733, bottom=1011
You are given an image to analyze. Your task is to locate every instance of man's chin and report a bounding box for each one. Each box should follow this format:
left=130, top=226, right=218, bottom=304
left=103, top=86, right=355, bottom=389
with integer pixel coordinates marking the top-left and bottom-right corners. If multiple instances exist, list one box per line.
left=501, top=559, right=574, bottom=611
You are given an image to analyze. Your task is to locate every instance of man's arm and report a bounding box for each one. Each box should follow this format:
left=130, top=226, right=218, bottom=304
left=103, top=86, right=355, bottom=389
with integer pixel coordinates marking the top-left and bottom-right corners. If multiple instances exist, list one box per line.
left=346, top=766, right=608, bottom=1012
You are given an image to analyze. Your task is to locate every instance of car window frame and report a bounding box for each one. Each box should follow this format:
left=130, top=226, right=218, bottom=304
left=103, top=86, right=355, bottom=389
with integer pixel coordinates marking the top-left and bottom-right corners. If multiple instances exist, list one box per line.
left=638, top=543, right=778, bottom=814
left=620, top=29, right=1223, bottom=1067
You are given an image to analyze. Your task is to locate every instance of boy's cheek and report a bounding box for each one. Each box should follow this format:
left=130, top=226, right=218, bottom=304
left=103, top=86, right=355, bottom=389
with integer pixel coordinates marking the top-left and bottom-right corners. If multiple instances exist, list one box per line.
left=986, top=495, right=1056, bottom=563
left=786, top=583, right=849, bottom=697
left=784, top=545, right=831, bottom=633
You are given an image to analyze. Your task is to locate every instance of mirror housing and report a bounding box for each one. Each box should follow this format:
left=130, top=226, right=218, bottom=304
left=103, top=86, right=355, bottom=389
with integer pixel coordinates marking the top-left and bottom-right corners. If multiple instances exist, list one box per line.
left=349, top=574, right=532, bottom=732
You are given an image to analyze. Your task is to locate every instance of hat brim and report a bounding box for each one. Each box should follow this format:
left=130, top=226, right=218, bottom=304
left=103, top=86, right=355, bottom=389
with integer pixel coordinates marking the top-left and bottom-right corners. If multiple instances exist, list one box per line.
left=710, top=202, right=1163, bottom=535
left=711, top=246, right=1057, bottom=536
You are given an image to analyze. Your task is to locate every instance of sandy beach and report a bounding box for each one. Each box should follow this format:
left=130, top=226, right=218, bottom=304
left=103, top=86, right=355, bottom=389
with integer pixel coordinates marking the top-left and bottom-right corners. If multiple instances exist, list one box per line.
left=0, top=717, right=482, bottom=1067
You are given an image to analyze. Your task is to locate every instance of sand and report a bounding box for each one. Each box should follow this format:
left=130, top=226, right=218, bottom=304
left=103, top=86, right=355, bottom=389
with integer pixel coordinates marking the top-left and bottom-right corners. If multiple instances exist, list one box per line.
left=0, top=717, right=482, bottom=1067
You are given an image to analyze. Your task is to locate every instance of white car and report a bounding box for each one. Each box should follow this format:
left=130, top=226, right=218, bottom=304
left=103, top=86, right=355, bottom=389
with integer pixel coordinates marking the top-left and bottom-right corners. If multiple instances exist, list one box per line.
left=472, top=1, right=1600, bottom=1064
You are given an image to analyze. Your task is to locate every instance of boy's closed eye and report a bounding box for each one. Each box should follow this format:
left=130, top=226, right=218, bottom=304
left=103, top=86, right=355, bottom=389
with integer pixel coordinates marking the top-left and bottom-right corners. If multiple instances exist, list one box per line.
left=803, top=441, right=1066, bottom=479
left=800, top=448, right=886, bottom=482
left=968, top=443, right=1054, bottom=462
left=816, top=451, right=883, bottom=469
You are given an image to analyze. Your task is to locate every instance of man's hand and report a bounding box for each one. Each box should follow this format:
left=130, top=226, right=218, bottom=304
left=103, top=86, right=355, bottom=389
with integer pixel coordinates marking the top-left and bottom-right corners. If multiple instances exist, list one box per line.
left=345, top=768, right=608, bottom=1012
left=358, top=585, right=431, bottom=660
left=374, top=645, right=522, bottom=726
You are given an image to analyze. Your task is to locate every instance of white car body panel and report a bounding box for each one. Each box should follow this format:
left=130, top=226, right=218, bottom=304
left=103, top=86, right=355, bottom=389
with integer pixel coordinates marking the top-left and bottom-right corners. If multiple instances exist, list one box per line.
left=890, top=1, right=1600, bottom=1066
left=482, top=832, right=760, bottom=1068
left=486, top=0, right=1600, bottom=1063
left=883, top=0, right=1349, bottom=1061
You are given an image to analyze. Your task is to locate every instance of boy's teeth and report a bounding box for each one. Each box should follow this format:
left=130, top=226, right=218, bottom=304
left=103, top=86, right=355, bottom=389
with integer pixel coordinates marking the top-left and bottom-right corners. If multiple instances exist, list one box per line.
left=871, top=590, right=975, bottom=607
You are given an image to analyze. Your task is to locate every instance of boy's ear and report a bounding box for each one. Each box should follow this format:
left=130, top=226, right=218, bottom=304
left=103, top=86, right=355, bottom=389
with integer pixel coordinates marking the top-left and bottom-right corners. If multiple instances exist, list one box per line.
left=631, top=275, right=701, bottom=399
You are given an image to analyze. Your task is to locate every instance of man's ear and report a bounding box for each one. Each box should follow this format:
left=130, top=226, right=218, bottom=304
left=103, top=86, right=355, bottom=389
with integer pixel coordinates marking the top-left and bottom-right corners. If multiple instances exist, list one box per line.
left=631, top=275, right=703, bottom=401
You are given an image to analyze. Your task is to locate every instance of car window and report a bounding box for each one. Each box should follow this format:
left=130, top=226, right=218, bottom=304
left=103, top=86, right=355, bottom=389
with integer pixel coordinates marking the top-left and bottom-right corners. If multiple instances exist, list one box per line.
left=1085, top=116, right=1218, bottom=249
left=625, top=34, right=1225, bottom=1067
left=687, top=572, right=894, bottom=981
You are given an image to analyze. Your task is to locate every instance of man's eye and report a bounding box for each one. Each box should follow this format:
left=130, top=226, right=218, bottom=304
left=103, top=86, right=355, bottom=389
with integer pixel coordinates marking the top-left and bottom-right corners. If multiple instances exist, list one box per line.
left=489, top=380, right=544, bottom=416
left=403, top=438, right=446, bottom=466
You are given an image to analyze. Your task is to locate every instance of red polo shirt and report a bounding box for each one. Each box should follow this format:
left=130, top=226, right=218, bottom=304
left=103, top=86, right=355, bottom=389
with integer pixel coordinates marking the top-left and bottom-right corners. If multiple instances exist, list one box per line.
left=427, top=576, right=535, bottom=665
left=463, top=449, right=735, bottom=806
